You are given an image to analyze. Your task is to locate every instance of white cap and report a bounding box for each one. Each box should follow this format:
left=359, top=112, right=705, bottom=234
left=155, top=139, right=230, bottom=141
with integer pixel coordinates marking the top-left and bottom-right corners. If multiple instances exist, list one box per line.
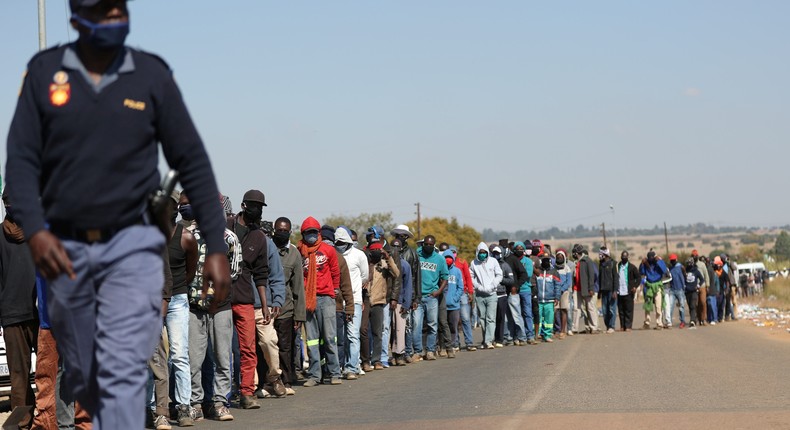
left=390, top=224, right=413, bottom=238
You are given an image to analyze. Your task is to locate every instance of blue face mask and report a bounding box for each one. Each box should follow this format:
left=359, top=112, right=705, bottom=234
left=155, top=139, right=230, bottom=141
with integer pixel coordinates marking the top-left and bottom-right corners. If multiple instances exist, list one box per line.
left=303, top=232, right=319, bottom=245
left=72, top=15, right=130, bottom=50
left=178, top=204, right=194, bottom=221
left=477, top=252, right=488, bottom=262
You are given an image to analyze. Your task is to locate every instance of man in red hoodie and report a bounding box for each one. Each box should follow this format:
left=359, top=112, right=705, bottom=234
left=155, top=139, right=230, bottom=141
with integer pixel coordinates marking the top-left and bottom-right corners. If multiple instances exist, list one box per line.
left=297, top=217, right=343, bottom=387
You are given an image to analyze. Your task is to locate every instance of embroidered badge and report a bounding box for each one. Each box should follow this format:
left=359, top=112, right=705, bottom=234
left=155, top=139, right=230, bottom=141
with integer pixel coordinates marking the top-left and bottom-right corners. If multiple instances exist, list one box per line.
left=49, top=83, right=71, bottom=107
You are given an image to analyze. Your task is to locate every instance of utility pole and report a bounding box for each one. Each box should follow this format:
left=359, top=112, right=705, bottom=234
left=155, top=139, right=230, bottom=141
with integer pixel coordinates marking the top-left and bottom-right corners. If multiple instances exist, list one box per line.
left=664, top=222, right=670, bottom=257
left=610, top=204, right=617, bottom=256
left=601, top=222, right=607, bottom=249
left=38, top=0, right=47, bottom=51
left=415, top=202, right=421, bottom=239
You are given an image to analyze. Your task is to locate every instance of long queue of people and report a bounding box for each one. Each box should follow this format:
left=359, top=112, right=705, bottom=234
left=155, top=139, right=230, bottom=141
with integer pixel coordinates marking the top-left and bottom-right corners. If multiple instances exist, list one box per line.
left=0, top=188, right=747, bottom=430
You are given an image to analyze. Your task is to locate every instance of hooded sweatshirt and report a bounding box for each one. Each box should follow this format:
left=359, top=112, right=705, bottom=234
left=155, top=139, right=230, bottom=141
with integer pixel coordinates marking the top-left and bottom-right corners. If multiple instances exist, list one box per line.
left=469, top=242, right=503, bottom=296
left=532, top=261, right=561, bottom=303
left=511, top=241, right=534, bottom=294
left=297, top=216, right=340, bottom=311
left=442, top=250, right=465, bottom=311
left=555, top=250, right=574, bottom=294
left=335, top=228, right=370, bottom=305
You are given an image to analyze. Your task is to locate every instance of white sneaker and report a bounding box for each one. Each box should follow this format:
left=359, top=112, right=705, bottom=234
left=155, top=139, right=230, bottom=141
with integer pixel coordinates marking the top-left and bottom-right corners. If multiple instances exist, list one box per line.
left=606, top=328, right=615, bottom=334
left=710, top=321, right=717, bottom=326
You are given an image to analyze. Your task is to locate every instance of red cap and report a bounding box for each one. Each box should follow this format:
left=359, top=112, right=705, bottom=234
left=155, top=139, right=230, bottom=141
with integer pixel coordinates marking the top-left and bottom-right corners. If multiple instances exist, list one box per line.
left=691, top=249, right=699, bottom=256
left=669, top=253, right=678, bottom=261
left=368, top=243, right=383, bottom=251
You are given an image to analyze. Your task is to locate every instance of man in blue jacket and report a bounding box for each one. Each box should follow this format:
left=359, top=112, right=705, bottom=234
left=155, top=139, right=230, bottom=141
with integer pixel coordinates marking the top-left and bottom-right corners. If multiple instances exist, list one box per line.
left=665, top=254, right=687, bottom=329
left=640, top=251, right=668, bottom=330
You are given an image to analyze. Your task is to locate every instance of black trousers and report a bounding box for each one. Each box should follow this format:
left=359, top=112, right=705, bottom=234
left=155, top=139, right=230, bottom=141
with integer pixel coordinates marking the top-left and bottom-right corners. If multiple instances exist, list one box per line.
left=369, top=305, right=385, bottom=365
left=360, top=293, right=371, bottom=364
left=437, top=293, right=451, bottom=351
left=3, top=320, right=38, bottom=408
left=617, top=293, right=634, bottom=330
left=494, top=295, right=508, bottom=343
left=685, top=292, right=699, bottom=325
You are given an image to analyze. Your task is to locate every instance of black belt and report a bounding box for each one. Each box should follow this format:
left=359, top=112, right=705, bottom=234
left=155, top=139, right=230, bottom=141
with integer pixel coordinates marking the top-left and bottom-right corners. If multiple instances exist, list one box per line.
left=50, top=218, right=145, bottom=244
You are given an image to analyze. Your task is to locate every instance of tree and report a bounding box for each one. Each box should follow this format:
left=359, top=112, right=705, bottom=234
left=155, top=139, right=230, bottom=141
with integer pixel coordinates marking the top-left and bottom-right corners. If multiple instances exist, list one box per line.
left=406, top=217, right=481, bottom=261
left=322, top=212, right=395, bottom=239
left=773, top=231, right=790, bottom=261
left=739, top=244, right=762, bottom=262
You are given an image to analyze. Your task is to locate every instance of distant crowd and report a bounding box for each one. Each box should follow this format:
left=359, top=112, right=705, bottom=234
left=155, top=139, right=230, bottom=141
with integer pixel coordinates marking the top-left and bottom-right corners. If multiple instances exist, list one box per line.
left=1, top=189, right=760, bottom=430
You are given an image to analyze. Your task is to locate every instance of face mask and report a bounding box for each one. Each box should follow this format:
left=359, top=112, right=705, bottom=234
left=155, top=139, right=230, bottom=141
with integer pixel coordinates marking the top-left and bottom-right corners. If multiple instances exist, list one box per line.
left=336, top=243, right=351, bottom=253
left=242, top=205, right=263, bottom=223
left=477, top=252, right=488, bottom=262
left=72, top=15, right=130, bottom=51
left=353, top=241, right=360, bottom=249
left=272, top=231, right=290, bottom=248
left=541, top=259, right=551, bottom=270
left=514, top=249, right=525, bottom=257
left=303, top=232, right=319, bottom=245
left=370, top=250, right=382, bottom=263
left=178, top=204, right=194, bottom=221
left=621, top=258, right=629, bottom=264
left=422, top=245, right=434, bottom=255
left=445, top=257, right=454, bottom=267
left=493, top=253, right=501, bottom=261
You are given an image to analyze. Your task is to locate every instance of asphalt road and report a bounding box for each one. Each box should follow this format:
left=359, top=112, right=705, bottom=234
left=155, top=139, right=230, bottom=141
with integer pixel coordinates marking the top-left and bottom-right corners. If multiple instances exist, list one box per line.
left=196, top=320, right=790, bottom=430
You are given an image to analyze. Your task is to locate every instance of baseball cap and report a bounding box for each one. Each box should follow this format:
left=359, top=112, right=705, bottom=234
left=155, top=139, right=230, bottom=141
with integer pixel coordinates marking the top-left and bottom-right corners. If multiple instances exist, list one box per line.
left=669, top=253, right=678, bottom=261
left=242, top=190, right=267, bottom=206
left=691, top=249, right=699, bottom=257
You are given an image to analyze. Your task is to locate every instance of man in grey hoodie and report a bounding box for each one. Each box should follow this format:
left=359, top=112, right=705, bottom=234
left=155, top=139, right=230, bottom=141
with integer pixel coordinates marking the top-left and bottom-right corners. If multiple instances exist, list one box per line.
left=470, top=242, right=503, bottom=349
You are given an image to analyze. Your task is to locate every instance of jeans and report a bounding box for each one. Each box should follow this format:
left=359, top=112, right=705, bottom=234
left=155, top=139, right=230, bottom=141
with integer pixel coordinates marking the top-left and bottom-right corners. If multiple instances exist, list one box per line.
left=335, top=311, right=346, bottom=369
left=404, top=308, right=415, bottom=356
left=48, top=226, right=164, bottom=430
left=600, top=292, right=617, bottom=330
left=305, top=296, right=341, bottom=381
left=475, top=294, right=497, bottom=346
left=413, top=295, right=438, bottom=353
left=380, top=305, right=391, bottom=364
left=665, top=289, right=686, bottom=326
left=459, top=295, right=474, bottom=346
left=707, top=295, right=718, bottom=323
left=344, top=303, right=362, bottom=374
left=507, top=293, right=527, bottom=341
left=568, top=291, right=576, bottom=332
left=519, top=291, right=536, bottom=340
left=189, top=308, right=233, bottom=407
left=165, top=293, right=191, bottom=406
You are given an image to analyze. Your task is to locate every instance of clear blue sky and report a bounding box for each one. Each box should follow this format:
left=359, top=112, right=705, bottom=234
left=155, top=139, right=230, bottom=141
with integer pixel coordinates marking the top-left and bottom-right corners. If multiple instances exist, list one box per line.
left=2, top=1, right=788, bottom=232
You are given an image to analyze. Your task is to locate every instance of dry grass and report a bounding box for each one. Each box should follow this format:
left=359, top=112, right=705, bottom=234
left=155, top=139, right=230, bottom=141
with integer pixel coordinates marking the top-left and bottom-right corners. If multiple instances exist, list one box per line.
left=741, top=277, right=790, bottom=311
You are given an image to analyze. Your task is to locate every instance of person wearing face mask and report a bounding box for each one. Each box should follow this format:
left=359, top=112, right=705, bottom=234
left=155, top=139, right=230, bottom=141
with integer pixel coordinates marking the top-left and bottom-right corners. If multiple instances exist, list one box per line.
left=270, top=218, right=305, bottom=395
left=597, top=247, right=619, bottom=334
left=334, top=227, right=369, bottom=380
left=665, top=254, right=688, bottom=329
left=691, top=250, right=709, bottom=326
left=365, top=243, right=400, bottom=369
left=181, top=191, right=240, bottom=421
left=226, top=190, right=271, bottom=409
left=449, top=246, right=476, bottom=351
left=319, top=226, right=354, bottom=376
left=165, top=190, right=199, bottom=425
left=639, top=250, right=668, bottom=330
left=507, top=241, right=536, bottom=344
left=470, top=242, right=503, bottom=349
left=5, top=1, right=232, bottom=426
left=389, top=239, right=413, bottom=365
left=491, top=246, right=515, bottom=347
left=390, top=225, right=422, bottom=361
left=297, top=217, right=343, bottom=386
left=616, top=251, right=640, bottom=332
left=553, top=249, right=574, bottom=339
left=683, top=258, right=705, bottom=329
left=531, top=251, right=561, bottom=342
left=572, top=244, right=600, bottom=334
left=413, top=235, right=449, bottom=360
left=442, top=250, right=464, bottom=356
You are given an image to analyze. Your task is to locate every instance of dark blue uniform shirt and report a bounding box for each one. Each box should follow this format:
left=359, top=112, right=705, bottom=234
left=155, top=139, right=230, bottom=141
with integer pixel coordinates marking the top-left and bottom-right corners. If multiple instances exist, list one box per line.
left=6, top=44, right=226, bottom=254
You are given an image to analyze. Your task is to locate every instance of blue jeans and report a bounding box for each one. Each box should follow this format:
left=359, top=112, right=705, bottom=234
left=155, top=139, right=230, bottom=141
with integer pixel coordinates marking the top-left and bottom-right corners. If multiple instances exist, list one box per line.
left=600, top=292, right=617, bottom=330
left=413, top=295, right=438, bottom=353
left=380, top=305, right=391, bottom=365
left=305, top=296, right=341, bottom=381
left=519, top=291, right=536, bottom=340
left=335, top=311, right=346, bottom=369
left=344, top=303, right=362, bottom=374
left=707, top=295, right=718, bottom=323
left=49, top=226, right=164, bottom=430
left=166, top=293, right=191, bottom=406
left=459, top=295, right=474, bottom=346
left=475, top=294, right=497, bottom=346
left=665, top=289, right=686, bottom=326
left=507, top=293, right=527, bottom=341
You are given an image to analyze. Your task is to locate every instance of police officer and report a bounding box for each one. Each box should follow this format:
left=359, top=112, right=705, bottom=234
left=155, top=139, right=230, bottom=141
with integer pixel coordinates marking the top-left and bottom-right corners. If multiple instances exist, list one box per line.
left=5, top=1, right=230, bottom=428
